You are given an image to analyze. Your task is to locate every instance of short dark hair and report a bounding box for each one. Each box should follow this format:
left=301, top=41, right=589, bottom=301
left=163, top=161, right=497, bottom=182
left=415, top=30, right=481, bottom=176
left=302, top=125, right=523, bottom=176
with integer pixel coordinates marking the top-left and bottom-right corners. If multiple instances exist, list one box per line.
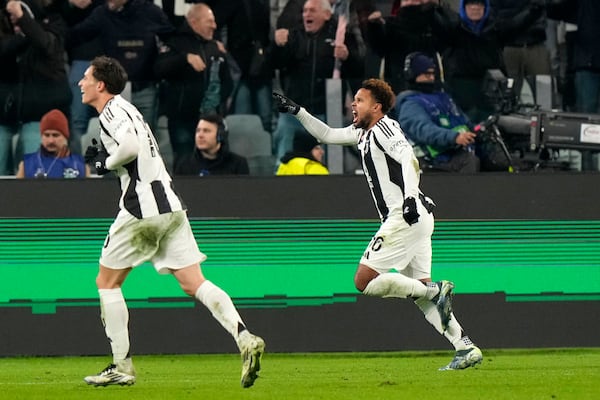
left=199, top=113, right=227, bottom=142
left=90, top=56, right=128, bottom=95
left=361, top=78, right=395, bottom=114
left=199, top=113, right=224, bottom=128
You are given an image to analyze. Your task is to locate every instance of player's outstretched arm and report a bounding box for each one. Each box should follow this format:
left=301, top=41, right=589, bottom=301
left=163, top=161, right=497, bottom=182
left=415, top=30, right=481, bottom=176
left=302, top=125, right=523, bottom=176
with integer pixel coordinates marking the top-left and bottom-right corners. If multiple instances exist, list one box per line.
left=272, top=92, right=357, bottom=145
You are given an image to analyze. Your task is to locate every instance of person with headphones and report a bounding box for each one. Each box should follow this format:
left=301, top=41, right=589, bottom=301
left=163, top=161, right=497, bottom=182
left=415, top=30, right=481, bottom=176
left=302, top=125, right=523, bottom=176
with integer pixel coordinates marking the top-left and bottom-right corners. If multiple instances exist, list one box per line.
left=395, top=52, right=481, bottom=173
left=174, top=113, right=249, bottom=176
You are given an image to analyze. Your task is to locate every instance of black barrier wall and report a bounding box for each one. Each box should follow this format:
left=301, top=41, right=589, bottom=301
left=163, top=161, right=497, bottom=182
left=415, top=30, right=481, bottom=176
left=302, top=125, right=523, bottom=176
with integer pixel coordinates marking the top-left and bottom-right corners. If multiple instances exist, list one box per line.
left=2, top=173, right=600, bottom=219
left=1, top=173, right=599, bottom=356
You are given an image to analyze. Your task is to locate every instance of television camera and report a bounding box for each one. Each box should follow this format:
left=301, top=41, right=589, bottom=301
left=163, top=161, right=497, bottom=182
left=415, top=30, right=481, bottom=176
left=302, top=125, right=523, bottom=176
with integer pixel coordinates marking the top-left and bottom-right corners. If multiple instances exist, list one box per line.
left=478, top=69, right=600, bottom=171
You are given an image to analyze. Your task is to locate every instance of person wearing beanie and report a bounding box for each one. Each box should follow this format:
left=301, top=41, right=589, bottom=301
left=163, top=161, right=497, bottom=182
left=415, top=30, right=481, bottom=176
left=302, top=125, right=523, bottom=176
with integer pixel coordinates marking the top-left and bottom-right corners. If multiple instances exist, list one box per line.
left=396, top=52, right=482, bottom=172
left=276, top=132, right=329, bottom=175
left=15, top=109, right=90, bottom=178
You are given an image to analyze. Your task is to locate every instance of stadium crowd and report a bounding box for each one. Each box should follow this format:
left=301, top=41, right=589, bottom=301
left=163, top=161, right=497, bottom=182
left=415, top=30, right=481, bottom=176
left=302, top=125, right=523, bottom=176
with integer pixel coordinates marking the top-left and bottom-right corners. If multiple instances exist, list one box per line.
left=0, top=0, right=598, bottom=176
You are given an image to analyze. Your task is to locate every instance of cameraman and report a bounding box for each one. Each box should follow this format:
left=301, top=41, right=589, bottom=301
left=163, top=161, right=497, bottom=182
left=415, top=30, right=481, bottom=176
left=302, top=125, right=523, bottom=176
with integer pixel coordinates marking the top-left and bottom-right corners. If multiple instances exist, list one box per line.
left=396, top=52, right=480, bottom=173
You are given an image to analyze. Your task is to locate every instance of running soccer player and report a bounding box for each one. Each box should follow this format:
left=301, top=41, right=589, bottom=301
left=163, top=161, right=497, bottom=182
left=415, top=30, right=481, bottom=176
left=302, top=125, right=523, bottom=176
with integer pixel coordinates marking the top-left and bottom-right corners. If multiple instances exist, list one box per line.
left=273, top=79, right=482, bottom=370
left=79, top=56, right=264, bottom=388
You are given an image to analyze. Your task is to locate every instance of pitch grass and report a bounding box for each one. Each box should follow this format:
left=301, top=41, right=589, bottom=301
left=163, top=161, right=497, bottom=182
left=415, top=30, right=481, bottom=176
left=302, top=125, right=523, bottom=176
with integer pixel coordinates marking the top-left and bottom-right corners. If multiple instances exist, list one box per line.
left=1, top=348, right=599, bottom=400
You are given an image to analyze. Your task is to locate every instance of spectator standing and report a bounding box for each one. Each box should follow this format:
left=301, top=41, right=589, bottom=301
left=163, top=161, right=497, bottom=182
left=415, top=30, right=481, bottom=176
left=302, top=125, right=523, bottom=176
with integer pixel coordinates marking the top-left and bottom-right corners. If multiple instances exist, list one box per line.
left=276, top=132, right=329, bottom=175
left=16, top=109, right=89, bottom=178
left=174, top=113, right=249, bottom=176
left=490, top=0, right=551, bottom=101
left=547, top=0, right=600, bottom=114
left=396, top=52, right=480, bottom=172
left=155, top=3, right=233, bottom=169
left=58, top=0, right=103, bottom=154
left=434, top=0, right=544, bottom=122
left=208, top=0, right=273, bottom=133
left=271, top=0, right=364, bottom=162
left=365, top=0, right=447, bottom=93
left=276, top=0, right=303, bottom=30
left=0, top=0, right=72, bottom=175
left=67, top=0, right=174, bottom=134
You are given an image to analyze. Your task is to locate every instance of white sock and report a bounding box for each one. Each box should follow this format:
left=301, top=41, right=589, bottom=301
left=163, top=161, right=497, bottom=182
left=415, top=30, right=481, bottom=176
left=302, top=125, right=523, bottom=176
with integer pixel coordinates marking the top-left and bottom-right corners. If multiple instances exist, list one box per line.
left=98, top=288, right=130, bottom=362
left=363, top=273, right=427, bottom=298
left=195, top=280, right=245, bottom=341
left=414, top=297, right=465, bottom=349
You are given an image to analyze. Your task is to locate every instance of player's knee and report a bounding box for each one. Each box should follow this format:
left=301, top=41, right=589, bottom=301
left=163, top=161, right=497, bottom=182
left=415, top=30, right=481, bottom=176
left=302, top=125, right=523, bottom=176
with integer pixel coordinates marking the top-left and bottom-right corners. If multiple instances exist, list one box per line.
left=354, top=275, right=368, bottom=292
left=179, top=282, right=198, bottom=297
left=354, top=264, right=378, bottom=292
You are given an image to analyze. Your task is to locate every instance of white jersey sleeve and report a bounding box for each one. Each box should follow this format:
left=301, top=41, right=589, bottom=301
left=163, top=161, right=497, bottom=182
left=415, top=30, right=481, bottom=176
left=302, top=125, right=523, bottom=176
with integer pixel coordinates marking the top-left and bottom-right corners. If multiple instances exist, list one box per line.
left=296, top=108, right=360, bottom=145
left=98, top=95, right=185, bottom=219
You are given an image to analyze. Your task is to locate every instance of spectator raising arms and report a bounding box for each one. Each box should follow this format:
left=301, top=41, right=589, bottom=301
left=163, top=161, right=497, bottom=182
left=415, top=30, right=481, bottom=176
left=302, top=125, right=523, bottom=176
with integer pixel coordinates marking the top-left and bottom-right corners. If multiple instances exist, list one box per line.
left=0, top=0, right=72, bottom=175
left=433, top=0, right=545, bottom=122
left=154, top=3, right=233, bottom=170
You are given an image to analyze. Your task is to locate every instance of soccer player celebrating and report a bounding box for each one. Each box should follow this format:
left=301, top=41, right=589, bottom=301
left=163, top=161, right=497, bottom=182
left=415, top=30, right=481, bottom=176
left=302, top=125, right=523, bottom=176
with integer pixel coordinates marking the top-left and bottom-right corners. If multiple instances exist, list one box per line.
left=79, top=56, right=264, bottom=388
left=273, top=79, right=482, bottom=370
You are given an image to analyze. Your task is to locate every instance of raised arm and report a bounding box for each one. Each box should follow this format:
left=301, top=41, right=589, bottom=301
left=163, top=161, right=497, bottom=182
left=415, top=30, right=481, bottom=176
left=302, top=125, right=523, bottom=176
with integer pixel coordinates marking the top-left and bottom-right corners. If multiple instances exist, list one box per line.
left=273, top=92, right=359, bottom=145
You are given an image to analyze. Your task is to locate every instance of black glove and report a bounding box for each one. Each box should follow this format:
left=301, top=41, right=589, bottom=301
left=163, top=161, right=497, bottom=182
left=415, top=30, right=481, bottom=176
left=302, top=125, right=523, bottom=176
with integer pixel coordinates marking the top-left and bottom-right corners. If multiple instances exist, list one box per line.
left=402, top=197, right=420, bottom=225
left=85, top=139, right=110, bottom=175
left=272, top=92, right=300, bottom=115
left=84, top=144, right=99, bottom=164
left=92, top=151, right=110, bottom=175
left=420, top=194, right=436, bottom=214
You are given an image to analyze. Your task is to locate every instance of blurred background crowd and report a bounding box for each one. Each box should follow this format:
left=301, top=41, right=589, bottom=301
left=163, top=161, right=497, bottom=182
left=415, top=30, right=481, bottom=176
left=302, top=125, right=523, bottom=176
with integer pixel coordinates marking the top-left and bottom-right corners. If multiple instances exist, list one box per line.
left=0, top=0, right=598, bottom=177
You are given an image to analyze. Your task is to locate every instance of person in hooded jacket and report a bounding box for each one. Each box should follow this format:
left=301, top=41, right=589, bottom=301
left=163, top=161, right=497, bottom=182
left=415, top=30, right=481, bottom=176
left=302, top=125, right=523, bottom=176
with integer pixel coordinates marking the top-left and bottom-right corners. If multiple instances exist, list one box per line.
left=433, top=0, right=544, bottom=122
left=174, top=113, right=249, bottom=176
left=276, top=131, right=329, bottom=175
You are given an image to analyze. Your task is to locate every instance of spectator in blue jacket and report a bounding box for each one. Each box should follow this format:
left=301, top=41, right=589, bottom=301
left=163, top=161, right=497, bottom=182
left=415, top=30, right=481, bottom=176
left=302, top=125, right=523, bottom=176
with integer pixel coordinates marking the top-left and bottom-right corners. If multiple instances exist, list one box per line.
left=15, top=109, right=89, bottom=178
left=396, top=52, right=480, bottom=172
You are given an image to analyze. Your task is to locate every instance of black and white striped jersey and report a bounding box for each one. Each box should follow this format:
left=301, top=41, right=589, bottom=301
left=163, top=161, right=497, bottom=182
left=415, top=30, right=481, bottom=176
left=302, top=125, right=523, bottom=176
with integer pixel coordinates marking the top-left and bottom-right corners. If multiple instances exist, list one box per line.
left=98, top=95, right=185, bottom=219
left=296, top=110, right=423, bottom=222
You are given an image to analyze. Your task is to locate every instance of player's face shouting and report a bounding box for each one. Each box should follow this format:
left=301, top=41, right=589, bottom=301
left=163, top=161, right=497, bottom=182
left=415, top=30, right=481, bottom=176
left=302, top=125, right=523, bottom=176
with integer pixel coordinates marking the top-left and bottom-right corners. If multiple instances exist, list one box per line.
left=351, top=88, right=378, bottom=130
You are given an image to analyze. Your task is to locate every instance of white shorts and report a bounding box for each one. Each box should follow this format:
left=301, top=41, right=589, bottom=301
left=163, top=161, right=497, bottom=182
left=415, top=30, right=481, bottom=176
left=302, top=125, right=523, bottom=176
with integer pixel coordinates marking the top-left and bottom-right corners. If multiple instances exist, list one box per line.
left=100, top=210, right=206, bottom=274
left=359, top=210, right=434, bottom=280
